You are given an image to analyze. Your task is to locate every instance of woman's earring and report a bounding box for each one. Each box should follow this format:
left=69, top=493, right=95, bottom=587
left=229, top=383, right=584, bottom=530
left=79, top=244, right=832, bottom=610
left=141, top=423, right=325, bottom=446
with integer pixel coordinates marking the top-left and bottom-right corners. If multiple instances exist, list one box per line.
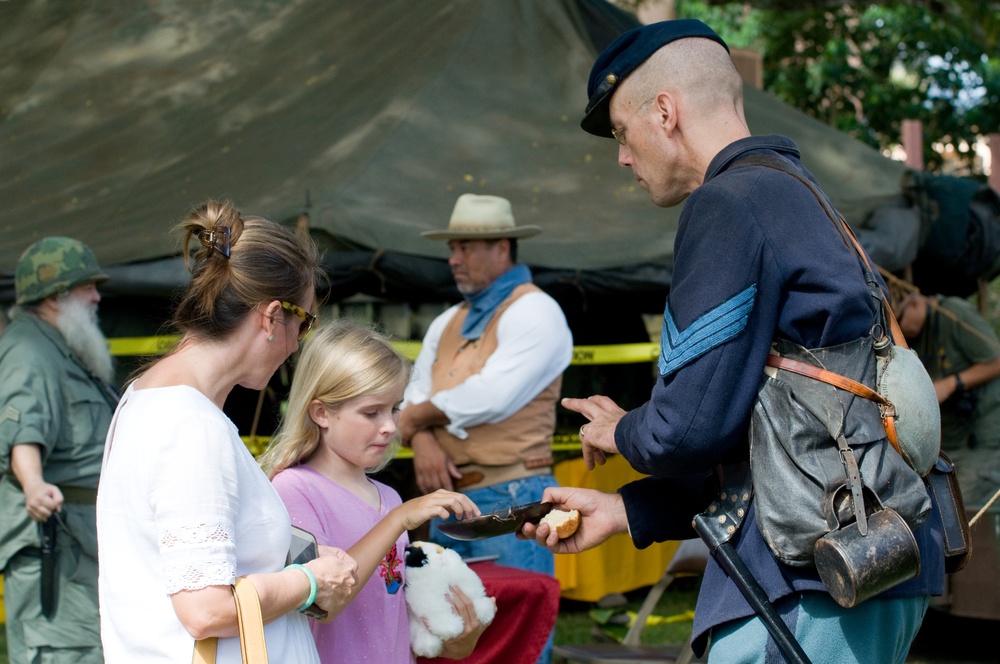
left=268, top=335, right=275, bottom=342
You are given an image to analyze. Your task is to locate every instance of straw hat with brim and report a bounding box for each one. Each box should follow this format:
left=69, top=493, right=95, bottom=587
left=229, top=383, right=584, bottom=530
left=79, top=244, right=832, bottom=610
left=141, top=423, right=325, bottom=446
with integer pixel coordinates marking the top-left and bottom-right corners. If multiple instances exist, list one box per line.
left=422, top=194, right=542, bottom=240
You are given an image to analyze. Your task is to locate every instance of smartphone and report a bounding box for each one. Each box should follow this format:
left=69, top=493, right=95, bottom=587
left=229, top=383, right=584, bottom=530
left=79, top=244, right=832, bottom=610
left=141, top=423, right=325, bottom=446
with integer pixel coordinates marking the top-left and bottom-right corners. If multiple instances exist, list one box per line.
left=288, top=526, right=329, bottom=620
left=289, top=525, right=320, bottom=566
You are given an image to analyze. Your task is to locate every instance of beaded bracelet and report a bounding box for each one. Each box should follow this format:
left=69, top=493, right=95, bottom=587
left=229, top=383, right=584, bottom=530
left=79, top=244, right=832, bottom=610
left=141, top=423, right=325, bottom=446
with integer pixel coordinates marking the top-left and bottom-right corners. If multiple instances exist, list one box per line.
left=285, top=563, right=318, bottom=613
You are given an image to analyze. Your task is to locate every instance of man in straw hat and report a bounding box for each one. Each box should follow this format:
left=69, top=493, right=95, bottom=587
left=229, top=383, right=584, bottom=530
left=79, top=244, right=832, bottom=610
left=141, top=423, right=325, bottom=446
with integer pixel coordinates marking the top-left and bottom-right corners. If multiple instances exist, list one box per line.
left=0, top=236, right=118, bottom=663
left=521, top=18, right=944, bottom=663
left=399, top=193, right=572, bottom=662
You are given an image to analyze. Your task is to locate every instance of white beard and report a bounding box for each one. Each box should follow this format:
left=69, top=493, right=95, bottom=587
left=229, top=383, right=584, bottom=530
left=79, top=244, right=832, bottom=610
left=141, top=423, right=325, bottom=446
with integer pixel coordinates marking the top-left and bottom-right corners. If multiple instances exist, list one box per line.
left=54, top=297, right=116, bottom=385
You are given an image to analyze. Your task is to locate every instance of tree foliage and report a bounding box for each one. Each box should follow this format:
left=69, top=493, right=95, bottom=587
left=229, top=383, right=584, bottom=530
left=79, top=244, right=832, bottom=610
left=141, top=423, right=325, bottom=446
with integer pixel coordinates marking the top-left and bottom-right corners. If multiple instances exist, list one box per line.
left=667, top=1, right=1000, bottom=175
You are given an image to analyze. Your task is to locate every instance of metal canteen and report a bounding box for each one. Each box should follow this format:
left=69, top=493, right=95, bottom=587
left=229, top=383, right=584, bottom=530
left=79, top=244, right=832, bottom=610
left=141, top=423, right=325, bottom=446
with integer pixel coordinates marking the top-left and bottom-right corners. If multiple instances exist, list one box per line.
left=876, top=342, right=940, bottom=476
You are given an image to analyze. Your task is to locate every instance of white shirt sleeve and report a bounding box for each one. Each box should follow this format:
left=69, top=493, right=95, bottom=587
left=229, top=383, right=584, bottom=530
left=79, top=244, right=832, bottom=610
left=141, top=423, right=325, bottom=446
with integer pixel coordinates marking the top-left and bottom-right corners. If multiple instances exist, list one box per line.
left=422, top=292, right=573, bottom=439
left=403, top=304, right=459, bottom=407
left=152, top=399, right=241, bottom=594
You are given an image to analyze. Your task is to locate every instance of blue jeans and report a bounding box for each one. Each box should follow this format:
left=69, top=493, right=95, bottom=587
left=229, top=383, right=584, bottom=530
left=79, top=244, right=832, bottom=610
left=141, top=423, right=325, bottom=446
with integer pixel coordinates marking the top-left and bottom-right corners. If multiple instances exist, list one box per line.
left=430, top=474, right=559, bottom=664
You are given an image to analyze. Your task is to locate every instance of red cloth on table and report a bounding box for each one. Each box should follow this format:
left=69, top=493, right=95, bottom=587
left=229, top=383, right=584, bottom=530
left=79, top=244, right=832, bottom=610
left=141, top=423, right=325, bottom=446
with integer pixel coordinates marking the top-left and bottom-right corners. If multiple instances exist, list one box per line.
left=417, top=561, right=561, bottom=664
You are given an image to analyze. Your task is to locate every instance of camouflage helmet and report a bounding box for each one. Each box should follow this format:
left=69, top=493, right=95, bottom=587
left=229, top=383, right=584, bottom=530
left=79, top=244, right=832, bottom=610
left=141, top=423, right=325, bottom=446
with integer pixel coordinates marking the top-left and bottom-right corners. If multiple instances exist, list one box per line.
left=15, top=236, right=108, bottom=305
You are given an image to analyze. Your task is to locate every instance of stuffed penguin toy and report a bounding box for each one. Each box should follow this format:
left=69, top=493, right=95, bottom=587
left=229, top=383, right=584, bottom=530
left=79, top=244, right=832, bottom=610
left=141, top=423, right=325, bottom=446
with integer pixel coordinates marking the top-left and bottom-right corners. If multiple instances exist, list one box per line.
left=403, top=541, right=497, bottom=657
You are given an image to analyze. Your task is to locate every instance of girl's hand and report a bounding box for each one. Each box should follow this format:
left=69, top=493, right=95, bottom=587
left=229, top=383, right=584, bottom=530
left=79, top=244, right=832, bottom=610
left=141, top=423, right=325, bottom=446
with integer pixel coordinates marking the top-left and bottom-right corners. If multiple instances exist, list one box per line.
left=396, top=489, right=480, bottom=531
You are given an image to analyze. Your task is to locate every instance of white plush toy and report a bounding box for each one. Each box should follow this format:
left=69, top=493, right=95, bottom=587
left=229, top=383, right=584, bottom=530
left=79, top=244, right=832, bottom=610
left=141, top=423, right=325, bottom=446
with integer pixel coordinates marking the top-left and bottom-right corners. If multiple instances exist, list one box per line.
left=403, top=541, right=497, bottom=658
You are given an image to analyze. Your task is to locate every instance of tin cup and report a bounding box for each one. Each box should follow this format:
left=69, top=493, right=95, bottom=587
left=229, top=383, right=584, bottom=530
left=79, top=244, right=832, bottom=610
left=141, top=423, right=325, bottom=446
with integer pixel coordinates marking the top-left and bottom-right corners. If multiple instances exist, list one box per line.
left=815, top=503, right=921, bottom=608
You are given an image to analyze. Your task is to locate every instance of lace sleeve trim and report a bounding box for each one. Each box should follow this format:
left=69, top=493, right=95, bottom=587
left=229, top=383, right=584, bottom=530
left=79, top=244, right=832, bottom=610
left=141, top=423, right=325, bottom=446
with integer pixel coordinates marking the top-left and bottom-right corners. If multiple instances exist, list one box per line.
left=160, top=521, right=237, bottom=594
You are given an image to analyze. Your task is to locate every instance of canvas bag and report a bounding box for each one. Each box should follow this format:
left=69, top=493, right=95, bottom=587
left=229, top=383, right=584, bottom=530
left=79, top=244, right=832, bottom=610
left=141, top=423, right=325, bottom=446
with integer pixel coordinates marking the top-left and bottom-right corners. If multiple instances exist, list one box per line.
left=737, top=154, right=934, bottom=570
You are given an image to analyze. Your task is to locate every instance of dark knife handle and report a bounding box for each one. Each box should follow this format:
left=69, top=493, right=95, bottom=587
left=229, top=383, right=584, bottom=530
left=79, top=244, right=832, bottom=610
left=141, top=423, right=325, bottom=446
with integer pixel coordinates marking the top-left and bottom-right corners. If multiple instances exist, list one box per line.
left=40, top=514, right=58, bottom=619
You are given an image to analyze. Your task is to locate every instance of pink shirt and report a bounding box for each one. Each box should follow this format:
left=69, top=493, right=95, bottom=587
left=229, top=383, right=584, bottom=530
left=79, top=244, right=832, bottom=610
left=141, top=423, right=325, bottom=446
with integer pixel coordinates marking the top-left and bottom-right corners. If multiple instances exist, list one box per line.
left=272, top=465, right=413, bottom=664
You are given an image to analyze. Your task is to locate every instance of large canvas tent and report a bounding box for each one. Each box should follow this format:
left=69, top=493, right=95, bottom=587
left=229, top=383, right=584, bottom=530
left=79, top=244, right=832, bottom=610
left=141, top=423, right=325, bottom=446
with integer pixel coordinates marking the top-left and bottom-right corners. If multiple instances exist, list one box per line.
left=0, top=0, right=911, bottom=310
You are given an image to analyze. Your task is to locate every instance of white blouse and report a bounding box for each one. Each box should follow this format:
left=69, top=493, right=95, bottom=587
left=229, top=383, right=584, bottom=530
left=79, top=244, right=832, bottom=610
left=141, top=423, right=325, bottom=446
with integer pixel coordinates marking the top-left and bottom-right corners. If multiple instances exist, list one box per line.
left=97, top=384, right=319, bottom=663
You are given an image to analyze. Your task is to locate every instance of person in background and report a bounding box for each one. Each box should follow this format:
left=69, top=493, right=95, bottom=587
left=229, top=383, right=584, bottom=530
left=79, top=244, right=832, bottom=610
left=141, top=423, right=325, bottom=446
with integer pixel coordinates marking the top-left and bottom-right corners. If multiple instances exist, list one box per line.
left=96, top=199, right=358, bottom=663
left=523, top=19, right=944, bottom=663
left=0, top=236, right=118, bottom=664
left=891, top=277, right=1000, bottom=509
left=261, top=318, right=491, bottom=663
left=398, top=193, right=572, bottom=664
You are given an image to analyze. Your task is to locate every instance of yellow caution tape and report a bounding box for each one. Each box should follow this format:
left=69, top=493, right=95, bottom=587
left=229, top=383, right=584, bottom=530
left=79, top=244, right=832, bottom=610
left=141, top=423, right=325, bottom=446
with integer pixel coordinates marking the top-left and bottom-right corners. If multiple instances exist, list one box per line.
left=109, top=335, right=651, bottom=457
left=571, top=343, right=660, bottom=365
left=107, top=335, right=659, bottom=365
left=628, top=609, right=696, bottom=627
left=107, top=336, right=180, bottom=357
left=392, top=341, right=423, bottom=361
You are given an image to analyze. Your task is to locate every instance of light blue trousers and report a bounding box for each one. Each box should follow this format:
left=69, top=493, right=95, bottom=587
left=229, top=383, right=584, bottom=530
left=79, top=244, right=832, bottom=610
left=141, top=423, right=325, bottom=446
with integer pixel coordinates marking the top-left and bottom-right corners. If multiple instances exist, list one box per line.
left=709, top=592, right=929, bottom=664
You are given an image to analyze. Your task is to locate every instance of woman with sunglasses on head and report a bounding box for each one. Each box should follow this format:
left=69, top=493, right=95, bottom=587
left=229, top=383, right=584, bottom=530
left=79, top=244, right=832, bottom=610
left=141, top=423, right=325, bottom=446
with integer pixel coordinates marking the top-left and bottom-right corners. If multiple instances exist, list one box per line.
left=96, top=199, right=358, bottom=663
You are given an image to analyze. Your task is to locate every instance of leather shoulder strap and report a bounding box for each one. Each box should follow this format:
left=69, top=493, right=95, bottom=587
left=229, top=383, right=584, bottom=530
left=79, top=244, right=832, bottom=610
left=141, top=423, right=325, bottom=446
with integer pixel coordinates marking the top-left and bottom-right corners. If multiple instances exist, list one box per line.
left=734, top=153, right=909, bottom=350
left=233, top=577, right=269, bottom=663
left=192, top=578, right=269, bottom=664
left=192, top=637, right=217, bottom=664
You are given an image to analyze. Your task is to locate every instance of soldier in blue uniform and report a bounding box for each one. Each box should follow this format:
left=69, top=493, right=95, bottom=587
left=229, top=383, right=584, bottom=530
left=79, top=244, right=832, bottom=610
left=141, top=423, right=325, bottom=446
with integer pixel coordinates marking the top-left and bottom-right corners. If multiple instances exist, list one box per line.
left=522, top=20, right=944, bottom=663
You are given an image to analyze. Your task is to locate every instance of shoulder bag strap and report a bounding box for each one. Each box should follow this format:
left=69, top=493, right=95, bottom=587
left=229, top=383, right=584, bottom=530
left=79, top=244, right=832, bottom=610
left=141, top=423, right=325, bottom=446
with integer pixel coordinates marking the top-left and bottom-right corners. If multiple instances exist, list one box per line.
left=736, top=153, right=907, bottom=456
left=192, top=577, right=269, bottom=664
left=192, top=637, right=217, bottom=664
left=233, top=577, right=269, bottom=664
left=764, top=354, right=901, bottom=454
left=735, top=153, right=910, bottom=350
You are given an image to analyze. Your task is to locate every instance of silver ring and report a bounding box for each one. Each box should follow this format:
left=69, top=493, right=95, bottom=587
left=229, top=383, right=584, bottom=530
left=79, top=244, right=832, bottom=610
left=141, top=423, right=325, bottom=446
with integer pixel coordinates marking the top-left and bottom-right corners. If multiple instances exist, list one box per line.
left=579, top=425, right=586, bottom=438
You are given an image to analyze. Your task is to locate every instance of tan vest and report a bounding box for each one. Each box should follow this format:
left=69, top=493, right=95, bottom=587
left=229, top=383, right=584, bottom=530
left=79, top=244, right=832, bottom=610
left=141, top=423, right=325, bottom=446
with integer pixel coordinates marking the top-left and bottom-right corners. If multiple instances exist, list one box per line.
left=430, top=283, right=561, bottom=468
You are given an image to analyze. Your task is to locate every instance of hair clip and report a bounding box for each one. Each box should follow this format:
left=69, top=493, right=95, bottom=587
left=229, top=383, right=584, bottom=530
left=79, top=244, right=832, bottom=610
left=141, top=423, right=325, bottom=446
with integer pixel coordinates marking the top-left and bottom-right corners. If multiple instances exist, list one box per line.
left=198, top=226, right=231, bottom=258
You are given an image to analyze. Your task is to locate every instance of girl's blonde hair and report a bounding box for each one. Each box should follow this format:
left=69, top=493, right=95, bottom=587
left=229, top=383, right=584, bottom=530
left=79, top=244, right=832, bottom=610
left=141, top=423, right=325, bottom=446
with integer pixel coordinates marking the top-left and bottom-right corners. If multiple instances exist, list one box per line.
left=260, top=318, right=411, bottom=477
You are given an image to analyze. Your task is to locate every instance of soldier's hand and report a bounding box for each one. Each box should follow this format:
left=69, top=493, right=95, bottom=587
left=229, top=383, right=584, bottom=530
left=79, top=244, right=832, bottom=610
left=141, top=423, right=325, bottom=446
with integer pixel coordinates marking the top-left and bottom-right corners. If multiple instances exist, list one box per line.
left=562, top=395, right=626, bottom=470
left=23, top=481, right=63, bottom=522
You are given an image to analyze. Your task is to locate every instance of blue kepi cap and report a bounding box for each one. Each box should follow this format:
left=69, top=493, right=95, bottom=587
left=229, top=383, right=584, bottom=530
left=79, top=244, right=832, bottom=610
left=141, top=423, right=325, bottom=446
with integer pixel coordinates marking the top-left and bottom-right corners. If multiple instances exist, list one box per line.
left=581, top=19, right=729, bottom=138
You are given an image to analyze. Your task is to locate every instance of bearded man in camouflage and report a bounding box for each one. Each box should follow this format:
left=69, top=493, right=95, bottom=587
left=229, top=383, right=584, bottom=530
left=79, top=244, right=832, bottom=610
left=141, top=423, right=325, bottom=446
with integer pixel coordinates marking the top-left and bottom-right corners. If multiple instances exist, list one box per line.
left=0, top=237, right=118, bottom=664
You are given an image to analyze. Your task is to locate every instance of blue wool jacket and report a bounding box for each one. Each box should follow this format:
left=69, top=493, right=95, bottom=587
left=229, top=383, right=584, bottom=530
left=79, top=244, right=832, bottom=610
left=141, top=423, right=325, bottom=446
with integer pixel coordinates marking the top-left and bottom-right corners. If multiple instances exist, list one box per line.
left=615, top=135, right=945, bottom=653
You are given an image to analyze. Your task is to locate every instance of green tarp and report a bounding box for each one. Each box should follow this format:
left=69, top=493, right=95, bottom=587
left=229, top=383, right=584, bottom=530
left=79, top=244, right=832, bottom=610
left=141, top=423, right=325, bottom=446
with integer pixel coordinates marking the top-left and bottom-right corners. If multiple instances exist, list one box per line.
left=0, top=0, right=908, bottom=303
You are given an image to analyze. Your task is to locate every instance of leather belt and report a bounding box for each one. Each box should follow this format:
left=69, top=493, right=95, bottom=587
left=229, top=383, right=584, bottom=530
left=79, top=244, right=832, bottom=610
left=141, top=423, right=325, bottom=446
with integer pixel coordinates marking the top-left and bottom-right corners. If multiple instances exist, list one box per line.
left=454, top=461, right=552, bottom=491
left=58, top=485, right=98, bottom=504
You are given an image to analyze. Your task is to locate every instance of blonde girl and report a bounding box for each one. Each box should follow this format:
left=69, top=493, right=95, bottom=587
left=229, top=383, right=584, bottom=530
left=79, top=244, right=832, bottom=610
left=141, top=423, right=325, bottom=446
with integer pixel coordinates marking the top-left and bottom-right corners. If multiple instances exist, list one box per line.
left=261, top=319, right=492, bottom=663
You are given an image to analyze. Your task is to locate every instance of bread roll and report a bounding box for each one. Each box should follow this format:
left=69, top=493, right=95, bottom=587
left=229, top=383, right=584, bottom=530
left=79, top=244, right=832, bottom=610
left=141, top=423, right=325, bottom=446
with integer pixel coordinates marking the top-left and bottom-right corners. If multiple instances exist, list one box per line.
left=540, top=508, right=580, bottom=538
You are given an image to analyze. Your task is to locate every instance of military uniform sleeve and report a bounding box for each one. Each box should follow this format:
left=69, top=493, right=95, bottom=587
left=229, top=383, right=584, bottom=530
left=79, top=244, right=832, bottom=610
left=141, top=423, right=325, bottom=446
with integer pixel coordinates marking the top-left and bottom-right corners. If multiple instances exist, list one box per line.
left=942, top=296, right=1000, bottom=365
left=619, top=473, right=715, bottom=548
left=0, top=341, right=63, bottom=467
left=614, top=183, right=782, bottom=478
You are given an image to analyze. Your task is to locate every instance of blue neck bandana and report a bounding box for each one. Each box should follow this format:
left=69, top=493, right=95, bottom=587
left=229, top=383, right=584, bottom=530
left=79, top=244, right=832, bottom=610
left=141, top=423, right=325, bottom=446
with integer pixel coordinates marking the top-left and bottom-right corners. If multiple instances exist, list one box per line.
left=461, top=264, right=532, bottom=340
